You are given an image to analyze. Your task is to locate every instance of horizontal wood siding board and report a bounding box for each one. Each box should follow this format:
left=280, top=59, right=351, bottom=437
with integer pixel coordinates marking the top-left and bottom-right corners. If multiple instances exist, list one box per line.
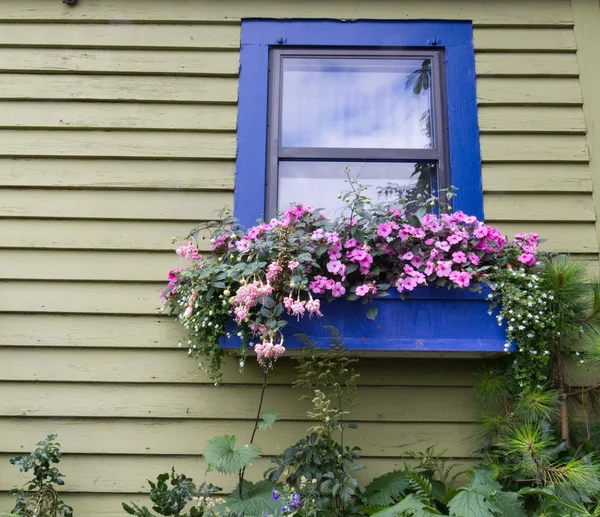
left=0, top=74, right=238, bottom=103
left=0, top=102, right=238, bottom=131
left=480, top=134, right=589, bottom=162
left=0, top=49, right=240, bottom=76
left=0, top=282, right=165, bottom=314
left=0, top=250, right=182, bottom=282
left=0, top=130, right=236, bottom=159
left=478, top=106, right=586, bottom=133
left=492, top=223, right=599, bottom=253
left=0, top=383, right=478, bottom=422
left=0, top=159, right=235, bottom=190
left=475, top=52, right=578, bottom=76
left=473, top=28, right=577, bottom=50
left=0, top=418, right=479, bottom=457
left=0, top=23, right=241, bottom=49
left=0, top=189, right=233, bottom=220
left=0, top=348, right=481, bottom=386
left=482, top=164, right=593, bottom=192
left=477, top=77, right=582, bottom=105
left=0, top=219, right=211, bottom=251
left=0, top=0, right=574, bottom=25
left=0, top=455, right=473, bottom=494
left=483, top=194, right=596, bottom=222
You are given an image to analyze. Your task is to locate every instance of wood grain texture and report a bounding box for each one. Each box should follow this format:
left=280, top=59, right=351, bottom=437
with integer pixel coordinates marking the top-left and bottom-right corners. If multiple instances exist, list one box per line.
left=0, top=382, right=477, bottom=422
left=482, top=164, right=593, bottom=192
left=0, top=130, right=236, bottom=158
left=0, top=158, right=235, bottom=189
left=0, top=455, right=472, bottom=494
left=477, top=77, right=582, bottom=105
left=0, top=0, right=573, bottom=25
left=484, top=194, right=596, bottom=222
left=0, top=189, right=232, bottom=220
left=475, top=52, right=578, bottom=76
left=572, top=0, right=600, bottom=261
left=0, top=418, right=479, bottom=457
left=0, top=347, right=481, bottom=386
left=473, top=28, right=577, bottom=51
left=0, top=282, right=164, bottom=314
left=0, top=219, right=208, bottom=251
left=0, top=250, right=181, bottom=282
left=0, top=74, right=238, bottom=102
left=480, top=134, right=589, bottom=162
left=491, top=223, right=599, bottom=253
left=0, top=48, right=239, bottom=76
left=0, top=102, right=237, bottom=131
left=0, top=23, right=241, bottom=49
left=478, top=106, right=586, bottom=133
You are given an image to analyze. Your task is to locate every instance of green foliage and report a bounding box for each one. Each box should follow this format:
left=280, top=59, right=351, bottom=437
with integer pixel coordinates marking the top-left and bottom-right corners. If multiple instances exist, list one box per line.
left=122, top=468, right=221, bottom=517
left=363, top=471, right=411, bottom=507
left=258, top=410, right=278, bottom=431
left=211, top=481, right=283, bottom=517
left=204, top=435, right=260, bottom=475
left=371, top=494, right=441, bottom=517
left=8, top=434, right=73, bottom=517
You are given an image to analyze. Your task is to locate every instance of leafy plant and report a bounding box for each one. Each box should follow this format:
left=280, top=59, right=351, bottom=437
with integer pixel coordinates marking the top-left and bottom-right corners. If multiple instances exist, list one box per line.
left=8, top=434, right=73, bottom=517
left=122, top=468, right=220, bottom=517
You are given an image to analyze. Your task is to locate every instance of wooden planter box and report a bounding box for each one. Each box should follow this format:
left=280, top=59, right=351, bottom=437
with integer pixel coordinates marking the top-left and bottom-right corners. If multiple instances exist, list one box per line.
left=222, top=287, right=510, bottom=356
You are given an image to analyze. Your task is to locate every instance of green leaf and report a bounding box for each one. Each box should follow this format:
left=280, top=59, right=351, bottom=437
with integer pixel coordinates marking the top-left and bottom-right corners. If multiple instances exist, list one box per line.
left=370, top=494, right=441, bottom=516
left=448, top=490, right=498, bottom=517
left=364, top=470, right=411, bottom=506
left=366, top=306, right=379, bottom=321
left=204, top=435, right=260, bottom=474
left=493, top=490, right=526, bottom=517
left=212, top=480, right=283, bottom=516
left=258, top=410, right=277, bottom=431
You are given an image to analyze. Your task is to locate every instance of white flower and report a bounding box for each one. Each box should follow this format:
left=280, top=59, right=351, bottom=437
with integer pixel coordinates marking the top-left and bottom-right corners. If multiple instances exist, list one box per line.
left=178, top=342, right=182, bottom=348
left=508, top=326, right=514, bottom=331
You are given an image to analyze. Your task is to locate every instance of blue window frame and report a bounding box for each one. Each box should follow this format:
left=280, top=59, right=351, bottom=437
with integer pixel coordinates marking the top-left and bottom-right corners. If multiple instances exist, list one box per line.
left=235, top=19, right=482, bottom=228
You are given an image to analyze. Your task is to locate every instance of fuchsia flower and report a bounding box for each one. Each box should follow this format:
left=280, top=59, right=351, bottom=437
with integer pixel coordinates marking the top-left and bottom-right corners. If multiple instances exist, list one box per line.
left=266, top=262, right=283, bottom=282
left=288, top=261, right=299, bottom=272
left=255, top=338, right=286, bottom=368
left=176, top=241, right=201, bottom=260
left=305, top=297, right=323, bottom=317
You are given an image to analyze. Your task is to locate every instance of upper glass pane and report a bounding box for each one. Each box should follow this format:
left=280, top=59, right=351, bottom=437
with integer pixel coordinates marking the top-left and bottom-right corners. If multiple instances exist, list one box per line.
left=280, top=56, right=433, bottom=149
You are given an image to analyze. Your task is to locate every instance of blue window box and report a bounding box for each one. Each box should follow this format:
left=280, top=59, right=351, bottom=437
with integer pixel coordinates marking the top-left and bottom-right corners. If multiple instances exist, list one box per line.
left=221, top=287, right=510, bottom=355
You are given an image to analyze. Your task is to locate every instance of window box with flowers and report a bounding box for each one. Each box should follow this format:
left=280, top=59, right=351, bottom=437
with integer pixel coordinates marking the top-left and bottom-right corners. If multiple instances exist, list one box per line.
left=160, top=19, right=543, bottom=382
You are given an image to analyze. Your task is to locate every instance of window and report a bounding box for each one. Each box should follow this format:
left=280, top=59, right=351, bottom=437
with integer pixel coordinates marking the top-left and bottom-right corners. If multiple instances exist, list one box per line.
left=266, top=49, right=448, bottom=217
left=236, top=20, right=482, bottom=228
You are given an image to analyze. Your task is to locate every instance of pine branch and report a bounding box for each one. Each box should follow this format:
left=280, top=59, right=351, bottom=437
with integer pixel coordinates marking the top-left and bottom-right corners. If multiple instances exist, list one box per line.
left=566, top=382, right=600, bottom=398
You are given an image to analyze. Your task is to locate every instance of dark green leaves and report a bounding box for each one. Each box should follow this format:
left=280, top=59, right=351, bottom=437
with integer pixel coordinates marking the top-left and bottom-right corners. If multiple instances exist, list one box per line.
left=364, top=470, right=411, bottom=506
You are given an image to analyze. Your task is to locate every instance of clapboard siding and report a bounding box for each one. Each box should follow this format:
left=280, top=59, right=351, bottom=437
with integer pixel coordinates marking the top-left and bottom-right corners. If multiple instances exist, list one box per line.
left=0, top=3, right=597, bottom=517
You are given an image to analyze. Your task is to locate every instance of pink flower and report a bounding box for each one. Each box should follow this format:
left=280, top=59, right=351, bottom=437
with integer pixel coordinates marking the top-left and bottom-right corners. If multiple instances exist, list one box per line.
left=517, top=253, right=537, bottom=267
left=435, top=241, right=450, bottom=252
left=309, top=275, right=328, bottom=295
left=325, top=279, right=336, bottom=290
left=447, top=234, right=462, bottom=245
left=411, top=255, right=425, bottom=268
left=436, top=261, right=453, bottom=278
left=255, top=338, right=286, bottom=368
left=424, top=261, right=435, bottom=276
left=183, top=305, right=193, bottom=318
left=401, top=251, right=414, bottom=261
left=305, top=297, right=323, bottom=317
left=235, top=237, right=251, bottom=253
left=332, top=282, right=346, bottom=298
left=356, top=283, right=376, bottom=297
left=327, top=260, right=347, bottom=276
left=377, top=223, right=393, bottom=238
left=449, top=270, right=472, bottom=288
left=266, top=262, right=283, bottom=282
left=452, top=251, right=467, bottom=264
left=468, top=252, right=480, bottom=266
left=473, top=225, right=489, bottom=239
left=288, top=261, right=299, bottom=272
left=344, top=238, right=360, bottom=249
left=289, top=299, right=306, bottom=319
left=283, top=205, right=306, bottom=221
left=176, top=241, right=201, bottom=260
left=396, top=276, right=418, bottom=292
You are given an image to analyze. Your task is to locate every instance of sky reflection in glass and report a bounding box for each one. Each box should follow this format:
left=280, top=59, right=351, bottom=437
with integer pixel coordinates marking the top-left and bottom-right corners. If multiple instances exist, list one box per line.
left=278, top=161, right=434, bottom=217
left=281, top=58, right=432, bottom=149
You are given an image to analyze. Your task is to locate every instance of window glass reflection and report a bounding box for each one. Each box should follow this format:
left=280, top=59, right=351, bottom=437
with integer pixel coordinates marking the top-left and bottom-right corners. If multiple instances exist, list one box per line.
left=281, top=57, right=433, bottom=149
left=278, top=161, right=436, bottom=217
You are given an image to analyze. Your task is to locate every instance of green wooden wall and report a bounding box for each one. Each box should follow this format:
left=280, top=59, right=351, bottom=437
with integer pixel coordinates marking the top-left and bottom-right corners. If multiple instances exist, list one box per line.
left=0, top=1, right=598, bottom=515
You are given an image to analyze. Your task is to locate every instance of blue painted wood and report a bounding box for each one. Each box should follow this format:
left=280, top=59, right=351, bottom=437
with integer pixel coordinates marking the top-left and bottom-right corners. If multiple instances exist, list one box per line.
left=236, top=19, right=483, bottom=228
left=221, top=288, right=511, bottom=353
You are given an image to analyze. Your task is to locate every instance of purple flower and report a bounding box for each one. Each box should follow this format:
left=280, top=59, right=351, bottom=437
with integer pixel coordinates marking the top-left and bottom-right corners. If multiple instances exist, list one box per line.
left=272, top=488, right=280, bottom=500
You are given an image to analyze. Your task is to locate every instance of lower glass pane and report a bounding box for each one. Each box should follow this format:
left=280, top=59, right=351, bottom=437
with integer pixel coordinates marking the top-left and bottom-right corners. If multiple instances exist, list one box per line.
left=278, top=161, right=436, bottom=217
